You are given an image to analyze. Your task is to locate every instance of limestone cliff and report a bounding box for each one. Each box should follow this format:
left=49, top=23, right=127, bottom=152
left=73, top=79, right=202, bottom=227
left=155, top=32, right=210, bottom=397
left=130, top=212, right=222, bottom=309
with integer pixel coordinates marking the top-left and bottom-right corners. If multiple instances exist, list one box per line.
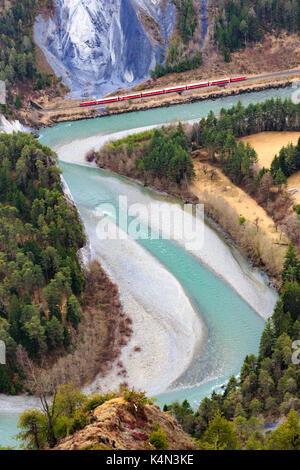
left=34, top=0, right=176, bottom=98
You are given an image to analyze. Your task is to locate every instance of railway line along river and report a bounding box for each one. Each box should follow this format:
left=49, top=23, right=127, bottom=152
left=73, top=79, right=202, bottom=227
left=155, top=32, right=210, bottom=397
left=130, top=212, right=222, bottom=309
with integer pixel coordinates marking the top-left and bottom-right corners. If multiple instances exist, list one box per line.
left=1, top=86, right=294, bottom=448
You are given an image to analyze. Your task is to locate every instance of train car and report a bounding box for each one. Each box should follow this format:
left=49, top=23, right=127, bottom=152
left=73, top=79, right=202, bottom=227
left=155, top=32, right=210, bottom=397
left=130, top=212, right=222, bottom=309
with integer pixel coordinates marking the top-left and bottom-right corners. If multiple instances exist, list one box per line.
left=96, top=96, right=119, bottom=105
left=119, top=93, right=142, bottom=101
left=186, top=81, right=209, bottom=90
left=79, top=76, right=247, bottom=108
left=210, top=78, right=230, bottom=86
left=230, top=76, right=247, bottom=83
left=79, top=101, right=97, bottom=107
left=164, top=85, right=187, bottom=94
left=141, top=89, right=165, bottom=98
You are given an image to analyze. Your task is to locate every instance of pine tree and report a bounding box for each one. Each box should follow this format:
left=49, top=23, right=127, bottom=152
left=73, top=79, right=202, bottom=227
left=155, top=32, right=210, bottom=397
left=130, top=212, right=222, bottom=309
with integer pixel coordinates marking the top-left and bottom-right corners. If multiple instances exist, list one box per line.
left=282, top=244, right=300, bottom=284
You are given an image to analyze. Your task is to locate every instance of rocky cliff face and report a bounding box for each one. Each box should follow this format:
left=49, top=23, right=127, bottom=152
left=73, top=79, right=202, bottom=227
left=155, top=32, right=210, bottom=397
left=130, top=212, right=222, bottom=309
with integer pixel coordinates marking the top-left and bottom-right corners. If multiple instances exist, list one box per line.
left=34, top=0, right=176, bottom=98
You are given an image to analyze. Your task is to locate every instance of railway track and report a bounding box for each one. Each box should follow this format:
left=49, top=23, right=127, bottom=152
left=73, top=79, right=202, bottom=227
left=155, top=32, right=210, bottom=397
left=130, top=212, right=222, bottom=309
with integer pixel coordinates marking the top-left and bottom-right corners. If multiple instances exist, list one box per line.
left=43, top=69, right=300, bottom=113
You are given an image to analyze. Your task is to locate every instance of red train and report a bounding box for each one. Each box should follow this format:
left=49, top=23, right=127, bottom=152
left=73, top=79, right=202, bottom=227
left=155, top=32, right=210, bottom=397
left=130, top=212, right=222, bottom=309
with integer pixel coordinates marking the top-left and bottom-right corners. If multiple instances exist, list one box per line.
left=79, top=76, right=247, bottom=107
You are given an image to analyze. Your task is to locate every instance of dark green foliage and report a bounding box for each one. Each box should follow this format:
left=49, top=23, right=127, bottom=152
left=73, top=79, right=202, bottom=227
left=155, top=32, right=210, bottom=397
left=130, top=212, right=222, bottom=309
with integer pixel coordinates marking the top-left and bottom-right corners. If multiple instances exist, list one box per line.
left=282, top=244, right=300, bottom=284
left=192, top=98, right=300, bottom=185
left=270, top=138, right=300, bottom=179
left=150, top=51, right=203, bottom=79
left=215, top=0, right=300, bottom=61
left=293, top=204, right=300, bottom=215
left=140, top=124, right=195, bottom=184
left=108, top=123, right=195, bottom=185
left=174, top=0, right=198, bottom=43
left=15, top=94, right=22, bottom=109
left=164, top=245, right=300, bottom=449
left=0, top=0, right=52, bottom=94
left=0, top=133, right=86, bottom=393
left=164, top=399, right=195, bottom=435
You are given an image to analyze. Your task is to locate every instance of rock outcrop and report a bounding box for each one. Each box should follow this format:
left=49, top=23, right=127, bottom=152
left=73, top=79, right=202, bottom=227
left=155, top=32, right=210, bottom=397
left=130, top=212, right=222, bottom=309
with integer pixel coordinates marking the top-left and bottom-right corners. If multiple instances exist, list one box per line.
left=54, top=397, right=197, bottom=450
left=34, top=0, right=176, bottom=98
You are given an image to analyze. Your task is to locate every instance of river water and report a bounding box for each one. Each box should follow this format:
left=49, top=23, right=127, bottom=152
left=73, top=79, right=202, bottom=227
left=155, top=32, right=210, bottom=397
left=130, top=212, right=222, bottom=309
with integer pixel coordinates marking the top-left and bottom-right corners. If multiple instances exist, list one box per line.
left=1, top=86, right=293, bottom=448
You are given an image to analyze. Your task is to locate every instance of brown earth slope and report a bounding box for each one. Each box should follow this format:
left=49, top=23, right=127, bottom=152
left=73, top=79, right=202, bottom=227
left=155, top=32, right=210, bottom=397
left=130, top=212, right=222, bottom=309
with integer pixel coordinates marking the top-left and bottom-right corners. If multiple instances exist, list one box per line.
left=54, top=397, right=197, bottom=451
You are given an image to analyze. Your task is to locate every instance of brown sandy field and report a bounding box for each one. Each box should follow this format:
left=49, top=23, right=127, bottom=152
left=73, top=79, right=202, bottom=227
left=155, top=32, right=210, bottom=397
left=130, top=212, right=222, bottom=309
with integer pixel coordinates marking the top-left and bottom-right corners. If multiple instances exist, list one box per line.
left=239, top=132, right=300, bottom=204
left=191, top=159, right=289, bottom=250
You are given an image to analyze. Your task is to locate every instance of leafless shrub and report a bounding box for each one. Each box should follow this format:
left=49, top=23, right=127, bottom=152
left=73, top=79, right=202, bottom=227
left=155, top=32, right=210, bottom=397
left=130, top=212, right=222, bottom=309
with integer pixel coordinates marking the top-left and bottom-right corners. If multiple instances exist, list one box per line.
left=200, top=191, right=284, bottom=277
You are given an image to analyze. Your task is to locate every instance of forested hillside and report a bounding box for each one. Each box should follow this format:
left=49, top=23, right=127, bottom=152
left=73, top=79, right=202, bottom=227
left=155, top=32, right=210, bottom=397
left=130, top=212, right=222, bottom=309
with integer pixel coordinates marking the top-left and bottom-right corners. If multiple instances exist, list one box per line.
left=16, top=246, right=300, bottom=450
left=0, top=0, right=41, bottom=93
left=0, top=0, right=65, bottom=117
left=164, top=244, right=300, bottom=449
left=150, top=0, right=300, bottom=81
left=215, top=0, right=300, bottom=61
left=0, top=132, right=86, bottom=394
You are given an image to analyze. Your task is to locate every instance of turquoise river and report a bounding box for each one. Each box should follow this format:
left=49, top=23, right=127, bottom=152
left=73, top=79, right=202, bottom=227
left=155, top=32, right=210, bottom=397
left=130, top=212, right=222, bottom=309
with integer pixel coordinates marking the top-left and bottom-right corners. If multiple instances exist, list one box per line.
left=1, top=86, right=295, bottom=448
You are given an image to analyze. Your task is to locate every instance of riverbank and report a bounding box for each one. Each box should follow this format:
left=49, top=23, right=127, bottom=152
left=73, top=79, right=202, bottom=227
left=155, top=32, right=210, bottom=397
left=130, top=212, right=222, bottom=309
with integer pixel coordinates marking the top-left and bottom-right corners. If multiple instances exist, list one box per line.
left=23, top=74, right=299, bottom=129
left=27, top=260, right=134, bottom=392
left=82, top=225, right=204, bottom=397
left=93, top=138, right=287, bottom=286
left=98, top=78, right=296, bottom=121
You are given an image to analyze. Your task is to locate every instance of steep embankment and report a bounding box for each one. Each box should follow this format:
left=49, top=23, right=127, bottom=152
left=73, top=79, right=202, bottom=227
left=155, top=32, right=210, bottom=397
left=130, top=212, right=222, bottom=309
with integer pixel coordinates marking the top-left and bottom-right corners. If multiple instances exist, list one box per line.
left=34, top=0, right=176, bottom=98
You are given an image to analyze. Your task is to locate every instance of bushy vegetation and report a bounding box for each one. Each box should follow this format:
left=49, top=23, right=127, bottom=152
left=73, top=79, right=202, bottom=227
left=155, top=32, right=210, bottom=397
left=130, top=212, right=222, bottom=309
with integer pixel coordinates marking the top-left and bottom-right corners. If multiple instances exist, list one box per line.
left=84, top=392, right=117, bottom=413
left=149, top=424, right=169, bottom=450
left=164, top=244, right=300, bottom=449
left=0, top=133, right=86, bottom=394
left=215, top=0, right=300, bottom=61
left=18, top=383, right=89, bottom=449
left=150, top=49, right=202, bottom=79
left=96, top=123, right=195, bottom=189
